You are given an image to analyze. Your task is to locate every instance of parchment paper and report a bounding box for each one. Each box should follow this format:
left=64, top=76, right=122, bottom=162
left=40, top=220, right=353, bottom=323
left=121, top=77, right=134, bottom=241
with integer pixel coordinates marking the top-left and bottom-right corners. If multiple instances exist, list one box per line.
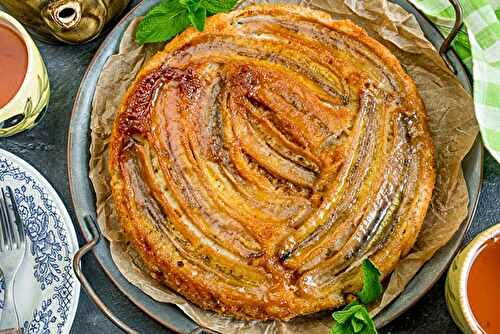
left=89, top=0, right=479, bottom=332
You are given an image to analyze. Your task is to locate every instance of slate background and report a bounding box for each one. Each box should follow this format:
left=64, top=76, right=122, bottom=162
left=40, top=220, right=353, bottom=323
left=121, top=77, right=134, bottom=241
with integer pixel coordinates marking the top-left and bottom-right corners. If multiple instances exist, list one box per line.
left=0, top=0, right=498, bottom=332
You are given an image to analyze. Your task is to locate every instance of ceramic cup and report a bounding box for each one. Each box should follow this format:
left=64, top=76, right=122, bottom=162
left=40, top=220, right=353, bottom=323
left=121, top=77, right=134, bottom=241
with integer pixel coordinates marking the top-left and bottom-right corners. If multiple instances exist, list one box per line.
left=0, top=10, right=50, bottom=137
left=445, top=223, right=500, bottom=334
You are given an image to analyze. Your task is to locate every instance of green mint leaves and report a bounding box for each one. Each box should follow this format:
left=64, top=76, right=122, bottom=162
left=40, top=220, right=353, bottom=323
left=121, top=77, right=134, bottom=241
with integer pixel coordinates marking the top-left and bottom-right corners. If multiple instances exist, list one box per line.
left=136, top=0, right=237, bottom=44
left=201, top=0, right=238, bottom=13
left=180, top=0, right=206, bottom=32
left=331, top=302, right=377, bottom=334
left=136, top=1, right=190, bottom=44
left=356, top=258, right=383, bottom=304
left=331, top=259, right=383, bottom=334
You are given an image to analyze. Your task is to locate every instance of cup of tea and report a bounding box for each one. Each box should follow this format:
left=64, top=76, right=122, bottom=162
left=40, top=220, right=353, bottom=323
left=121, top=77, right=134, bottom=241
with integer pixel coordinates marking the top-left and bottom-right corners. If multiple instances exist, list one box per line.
left=446, top=223, right=500, bottom=333
left=0, top=10, right=50, bottom=137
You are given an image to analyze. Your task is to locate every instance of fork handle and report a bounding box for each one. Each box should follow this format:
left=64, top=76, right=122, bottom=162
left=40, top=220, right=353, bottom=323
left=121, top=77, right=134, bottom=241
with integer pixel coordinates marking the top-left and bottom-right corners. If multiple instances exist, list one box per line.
left=0, top=329, right=21, bottom=334
left=0, top=276, right=21, bottom=333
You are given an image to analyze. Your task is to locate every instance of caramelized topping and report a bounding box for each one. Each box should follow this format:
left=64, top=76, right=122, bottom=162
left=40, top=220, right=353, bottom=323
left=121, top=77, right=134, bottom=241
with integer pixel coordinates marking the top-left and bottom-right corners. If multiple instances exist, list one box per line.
left=109, top=5, right=435, bottom=320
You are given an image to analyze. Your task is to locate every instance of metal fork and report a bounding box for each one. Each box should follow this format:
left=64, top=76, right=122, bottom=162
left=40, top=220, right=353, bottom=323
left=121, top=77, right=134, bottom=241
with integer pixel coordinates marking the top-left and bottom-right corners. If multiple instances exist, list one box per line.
left=0, top=186, right=26, bottom=334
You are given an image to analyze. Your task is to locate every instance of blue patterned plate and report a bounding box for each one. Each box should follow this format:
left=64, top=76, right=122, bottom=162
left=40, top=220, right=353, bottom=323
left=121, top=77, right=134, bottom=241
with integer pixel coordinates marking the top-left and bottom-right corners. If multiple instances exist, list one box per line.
left=0, top=148, right=80, bottom=334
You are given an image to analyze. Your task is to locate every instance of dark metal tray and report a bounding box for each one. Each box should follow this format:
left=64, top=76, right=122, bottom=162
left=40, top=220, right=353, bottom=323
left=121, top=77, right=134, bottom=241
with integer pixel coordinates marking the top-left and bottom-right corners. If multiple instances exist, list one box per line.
left=68, top=0, right=483, bottom=332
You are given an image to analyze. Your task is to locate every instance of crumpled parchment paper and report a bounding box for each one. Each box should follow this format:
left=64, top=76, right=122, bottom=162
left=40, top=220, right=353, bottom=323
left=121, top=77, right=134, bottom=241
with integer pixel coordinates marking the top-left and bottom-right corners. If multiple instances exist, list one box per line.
left=88, top=0, right=479, bottom=332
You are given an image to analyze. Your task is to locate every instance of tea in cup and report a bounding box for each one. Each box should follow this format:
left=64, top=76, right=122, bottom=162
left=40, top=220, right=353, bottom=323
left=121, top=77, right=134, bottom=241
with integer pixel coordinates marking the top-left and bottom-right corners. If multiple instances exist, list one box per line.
left=0, top=10, right=50, bottom=137
left=446, top=224, right=500, bottom=333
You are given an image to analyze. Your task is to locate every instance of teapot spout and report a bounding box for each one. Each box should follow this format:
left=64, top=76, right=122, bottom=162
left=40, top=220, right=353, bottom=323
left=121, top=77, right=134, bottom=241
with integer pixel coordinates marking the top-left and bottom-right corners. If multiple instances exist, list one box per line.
left=45, top=0, right=82, bottom=29
left=0, top=0, right=130, bottom=44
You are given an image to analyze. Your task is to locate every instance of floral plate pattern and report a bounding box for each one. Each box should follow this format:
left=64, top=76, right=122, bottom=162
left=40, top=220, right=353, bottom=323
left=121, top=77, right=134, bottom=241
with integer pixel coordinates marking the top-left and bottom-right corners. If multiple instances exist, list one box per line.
left=0, top=149, right=80, bottom=334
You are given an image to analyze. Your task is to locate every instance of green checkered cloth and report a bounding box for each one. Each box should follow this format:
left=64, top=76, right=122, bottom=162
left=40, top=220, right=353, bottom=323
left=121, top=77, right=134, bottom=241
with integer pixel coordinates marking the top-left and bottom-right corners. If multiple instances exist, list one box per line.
left=409, top=0, right=500, bottom=162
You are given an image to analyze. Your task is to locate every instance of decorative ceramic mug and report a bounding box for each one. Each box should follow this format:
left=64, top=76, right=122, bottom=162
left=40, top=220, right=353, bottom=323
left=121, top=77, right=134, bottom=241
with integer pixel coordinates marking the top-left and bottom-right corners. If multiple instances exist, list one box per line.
left=0, top=10, right=50, bottom=137
left=445, top=223, right=500, bottom=333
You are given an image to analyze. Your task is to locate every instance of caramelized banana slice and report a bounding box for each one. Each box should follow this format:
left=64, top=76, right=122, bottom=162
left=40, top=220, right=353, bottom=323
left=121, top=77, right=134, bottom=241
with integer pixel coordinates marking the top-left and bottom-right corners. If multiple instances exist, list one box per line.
left=109, top=5, right=435, bottom=321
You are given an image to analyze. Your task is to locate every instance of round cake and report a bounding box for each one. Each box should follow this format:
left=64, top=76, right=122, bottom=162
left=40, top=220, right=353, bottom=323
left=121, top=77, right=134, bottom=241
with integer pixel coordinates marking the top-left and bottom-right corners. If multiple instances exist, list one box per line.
left=109, top=5, right=436, bottom=320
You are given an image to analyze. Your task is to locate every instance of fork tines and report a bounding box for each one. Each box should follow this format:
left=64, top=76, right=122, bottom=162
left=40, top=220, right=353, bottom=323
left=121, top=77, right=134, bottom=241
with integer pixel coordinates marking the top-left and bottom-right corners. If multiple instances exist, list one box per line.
left=0, top=186, right=25, bottom=251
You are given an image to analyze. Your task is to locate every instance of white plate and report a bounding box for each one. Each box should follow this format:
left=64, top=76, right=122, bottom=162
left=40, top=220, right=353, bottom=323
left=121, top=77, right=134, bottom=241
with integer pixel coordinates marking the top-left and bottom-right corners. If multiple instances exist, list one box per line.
left=0, top=148, right=80, bottom=334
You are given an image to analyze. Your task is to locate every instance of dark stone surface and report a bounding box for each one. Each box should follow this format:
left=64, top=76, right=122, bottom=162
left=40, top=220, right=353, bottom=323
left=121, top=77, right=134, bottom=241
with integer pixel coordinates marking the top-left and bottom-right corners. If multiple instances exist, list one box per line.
left=0, top=1, right=498, bottom=332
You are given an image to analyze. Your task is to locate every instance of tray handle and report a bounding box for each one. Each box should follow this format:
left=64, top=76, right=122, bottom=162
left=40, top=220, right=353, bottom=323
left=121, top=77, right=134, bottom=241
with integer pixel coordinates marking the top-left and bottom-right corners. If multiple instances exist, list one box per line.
left=73, top=216, right=219, bottom=334
left=438, top=0, right=463, bottom=72
left=73, top=216, right=139, bottom=334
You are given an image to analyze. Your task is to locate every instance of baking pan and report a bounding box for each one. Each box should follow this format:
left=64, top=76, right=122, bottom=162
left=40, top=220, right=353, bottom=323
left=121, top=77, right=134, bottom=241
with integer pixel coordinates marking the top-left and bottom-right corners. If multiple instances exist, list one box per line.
left=67, top=0, right=483, bottom=332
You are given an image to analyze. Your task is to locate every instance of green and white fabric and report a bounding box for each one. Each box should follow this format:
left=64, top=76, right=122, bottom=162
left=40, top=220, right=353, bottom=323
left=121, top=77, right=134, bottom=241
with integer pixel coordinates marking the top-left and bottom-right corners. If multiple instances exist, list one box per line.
left=409, top=0, right=500, bottom=162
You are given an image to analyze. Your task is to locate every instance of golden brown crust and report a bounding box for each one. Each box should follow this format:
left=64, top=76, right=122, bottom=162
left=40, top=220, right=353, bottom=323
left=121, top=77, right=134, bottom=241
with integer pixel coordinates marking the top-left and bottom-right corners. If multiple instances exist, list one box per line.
left=109, top=5, right=435, bottom=320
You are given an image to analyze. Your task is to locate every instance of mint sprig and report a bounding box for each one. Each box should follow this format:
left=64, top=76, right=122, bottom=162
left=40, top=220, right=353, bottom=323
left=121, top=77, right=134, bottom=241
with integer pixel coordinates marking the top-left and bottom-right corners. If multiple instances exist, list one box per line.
left=136, top=0, right=237, bottom=44
left=201, top=0, right=237, bottom=13
left=357, top=258, right=383, bottom=305
left=331, top=259, right=383, bottom=334
left=331, top=301, right=377, bottom=334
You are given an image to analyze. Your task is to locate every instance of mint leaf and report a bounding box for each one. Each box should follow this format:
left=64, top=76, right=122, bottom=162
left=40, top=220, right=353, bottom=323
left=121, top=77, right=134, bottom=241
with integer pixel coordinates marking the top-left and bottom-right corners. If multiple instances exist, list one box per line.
left=330, top=260, right=383, bottom=334
left=180, top=0, right=201, bottom=12
left=332, top=302, right=377, bottom=334
left=188, top=6, right=206, bottom=31
left=333, top=302, right=363, bottom=324
left=135, top=0, right=238, bottom=44
left=356, top=259, right=383, bottom=304
left=331, top=322, right=355, bottom=334
left=136, top=0, right=190, bottom=44
left=351, top=316, right=364, bottom=333
left=201, top=0, right=238, bottom=13
left=355, top=306, right=377, bottom=334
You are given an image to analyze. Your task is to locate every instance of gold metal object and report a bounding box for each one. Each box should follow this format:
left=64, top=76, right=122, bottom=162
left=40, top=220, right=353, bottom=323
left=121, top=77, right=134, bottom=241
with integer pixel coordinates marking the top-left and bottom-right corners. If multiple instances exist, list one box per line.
left=0, top=0, right=131, bottom=44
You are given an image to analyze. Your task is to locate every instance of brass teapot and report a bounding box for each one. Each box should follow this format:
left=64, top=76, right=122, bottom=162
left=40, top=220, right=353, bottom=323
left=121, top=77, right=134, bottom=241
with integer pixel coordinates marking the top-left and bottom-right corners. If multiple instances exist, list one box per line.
left=0, top=0, right=131, bottom=44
